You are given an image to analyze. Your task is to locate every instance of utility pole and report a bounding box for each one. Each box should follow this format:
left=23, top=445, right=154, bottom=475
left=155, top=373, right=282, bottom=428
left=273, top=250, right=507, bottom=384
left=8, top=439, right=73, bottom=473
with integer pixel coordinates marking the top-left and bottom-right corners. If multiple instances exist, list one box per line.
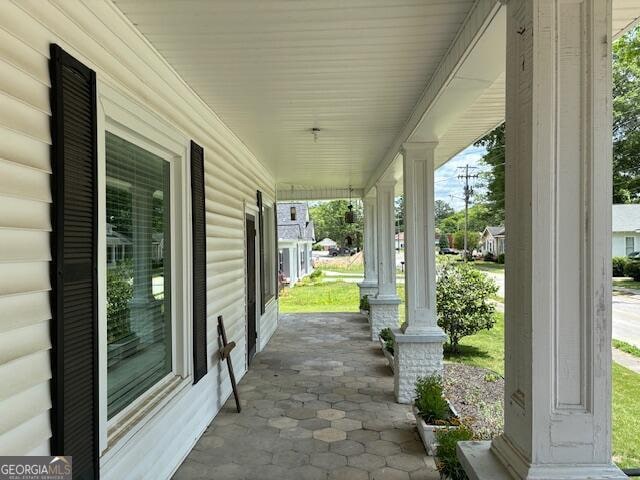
left=457, top=165, right=479, bottom=262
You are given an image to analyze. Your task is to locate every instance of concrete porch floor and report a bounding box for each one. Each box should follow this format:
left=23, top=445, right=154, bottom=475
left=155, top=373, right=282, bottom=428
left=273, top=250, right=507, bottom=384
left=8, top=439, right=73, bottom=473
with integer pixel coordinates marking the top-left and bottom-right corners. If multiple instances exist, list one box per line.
left=173, top=313, right=439, bottom=480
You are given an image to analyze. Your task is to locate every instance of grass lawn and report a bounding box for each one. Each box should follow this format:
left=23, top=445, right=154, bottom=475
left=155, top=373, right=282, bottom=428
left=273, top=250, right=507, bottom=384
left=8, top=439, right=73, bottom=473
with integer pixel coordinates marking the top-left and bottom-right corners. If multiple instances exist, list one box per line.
left=470, top=260, right=505, bottom=273
left=613, top=339, right=640, bottom=358
left=279, top=280, right=360, bottom=312
left=317, top=263, right=364, bottom=274
left=613, top=278, right=640, bottom=290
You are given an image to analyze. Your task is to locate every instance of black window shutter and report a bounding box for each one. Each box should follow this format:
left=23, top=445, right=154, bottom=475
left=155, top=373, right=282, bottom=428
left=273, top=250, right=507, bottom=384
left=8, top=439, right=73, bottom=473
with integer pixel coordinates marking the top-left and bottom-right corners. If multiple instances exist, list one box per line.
left=274, top=206, right=279, bottom=300
left=257, top=190, right=265, bottom=313
left=49, top=44, right=99, bottom=479
left=191, top=141, right=208, bottom=384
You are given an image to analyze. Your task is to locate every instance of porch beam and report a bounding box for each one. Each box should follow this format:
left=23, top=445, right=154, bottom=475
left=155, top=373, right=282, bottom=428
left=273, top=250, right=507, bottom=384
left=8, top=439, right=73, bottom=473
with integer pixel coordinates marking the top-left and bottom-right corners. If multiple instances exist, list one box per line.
left=459, top=0, right=625, bottom=478
left=364, top=0, right=502, bottom=195
left=277, top=187, right=364, bottom=202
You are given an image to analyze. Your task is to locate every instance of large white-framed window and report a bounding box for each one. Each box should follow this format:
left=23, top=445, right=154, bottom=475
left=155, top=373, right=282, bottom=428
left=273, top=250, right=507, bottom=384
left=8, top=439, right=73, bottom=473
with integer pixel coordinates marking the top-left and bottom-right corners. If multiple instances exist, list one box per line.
left=96, top=83, right=192, bottom=457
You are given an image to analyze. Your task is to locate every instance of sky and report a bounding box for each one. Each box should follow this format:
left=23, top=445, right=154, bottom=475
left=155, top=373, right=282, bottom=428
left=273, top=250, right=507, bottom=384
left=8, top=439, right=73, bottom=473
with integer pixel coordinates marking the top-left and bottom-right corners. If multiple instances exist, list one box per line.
left=434, top=145, right=489, bottom=210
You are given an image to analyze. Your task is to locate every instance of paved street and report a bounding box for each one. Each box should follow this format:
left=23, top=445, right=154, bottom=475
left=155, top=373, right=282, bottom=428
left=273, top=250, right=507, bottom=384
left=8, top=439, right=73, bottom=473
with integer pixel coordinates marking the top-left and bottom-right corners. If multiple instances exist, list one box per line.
left=482, top=269, right=640, bottom=349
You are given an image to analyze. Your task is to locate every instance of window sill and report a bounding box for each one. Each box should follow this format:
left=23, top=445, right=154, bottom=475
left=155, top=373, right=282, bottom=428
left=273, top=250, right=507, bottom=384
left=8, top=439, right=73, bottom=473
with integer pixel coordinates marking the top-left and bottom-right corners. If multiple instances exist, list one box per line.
left=100, top=374, right=191, bottom=463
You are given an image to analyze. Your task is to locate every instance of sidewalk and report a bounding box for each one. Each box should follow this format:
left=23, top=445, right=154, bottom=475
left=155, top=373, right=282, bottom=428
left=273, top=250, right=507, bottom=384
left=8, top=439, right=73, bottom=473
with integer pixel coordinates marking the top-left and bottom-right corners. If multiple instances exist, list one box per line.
left=613, top=348, right=640, bottom=374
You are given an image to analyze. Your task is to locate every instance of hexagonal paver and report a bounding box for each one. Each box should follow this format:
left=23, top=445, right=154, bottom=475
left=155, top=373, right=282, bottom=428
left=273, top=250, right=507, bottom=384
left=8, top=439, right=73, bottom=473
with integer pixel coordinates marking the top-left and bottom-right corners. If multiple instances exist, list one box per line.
left=319, top=393, right=345, bottom=403
left=333, top=401, right=362, bottom=412
left=313, top=427, right=347, bottom=443
left=287, top=407, right=317, bottom=420
left=331, top=418, right=362, bottom=432
left=292, top=392, right=318, bottom=402
left=299, top=417, right=331, bottom=431
left=370, top=467, right=411, bottom=480
left=329, top=439, right=365, bottom=457
left=290, top=465, right=329, bottom=480
left=256, top=407, right=286, bottom=419
left=366, top=439, right=402, bottom=456
left=347, top=429, right=380, bottom=443
left=291, top=438, right=330, bottom=454
left=380, top=429, right=417, bottom=444
left=317, top=409, right=346, bottom=421
left=345, top=393, right=371, bottom=403
left=280, top=426, right=313, bottom=440
left=348, top=453, right=386, bottom=471
left=386, top=453, right=427, bottom=472
left=268, top=416, right=299, bottom=430
left=272, top=449, right=309, bottom=468
left=310, top=452, right=347, bottom=470
left=328, top=466, right=369, bottom=480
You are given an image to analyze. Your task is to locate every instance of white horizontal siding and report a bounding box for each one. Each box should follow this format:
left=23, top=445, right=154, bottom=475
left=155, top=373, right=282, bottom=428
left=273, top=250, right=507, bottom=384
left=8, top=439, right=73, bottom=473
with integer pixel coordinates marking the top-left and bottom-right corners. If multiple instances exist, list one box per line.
left=0, top=0, right=279, bottom=476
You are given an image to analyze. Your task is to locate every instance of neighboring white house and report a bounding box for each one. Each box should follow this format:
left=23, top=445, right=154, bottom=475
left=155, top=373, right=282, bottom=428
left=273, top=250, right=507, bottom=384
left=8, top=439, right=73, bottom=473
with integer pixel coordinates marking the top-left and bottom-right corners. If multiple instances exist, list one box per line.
left=277, top=203, right=315, bottom=285
left=612, top=204, right=640, bottom=257
left=315, top=237, right=337, bottom=251
left=480, top=226, right=505, bottom=256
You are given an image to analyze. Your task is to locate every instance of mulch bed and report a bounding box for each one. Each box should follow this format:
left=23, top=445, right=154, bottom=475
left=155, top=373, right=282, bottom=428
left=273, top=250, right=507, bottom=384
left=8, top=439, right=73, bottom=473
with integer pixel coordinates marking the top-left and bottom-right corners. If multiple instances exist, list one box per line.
left=443, top=363, right=504, bottom=440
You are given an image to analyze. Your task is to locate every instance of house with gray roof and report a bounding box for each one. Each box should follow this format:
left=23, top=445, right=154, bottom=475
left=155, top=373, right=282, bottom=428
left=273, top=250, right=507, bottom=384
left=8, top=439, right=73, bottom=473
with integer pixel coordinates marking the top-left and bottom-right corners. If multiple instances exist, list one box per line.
left=277, top=203, right=315, bottom=285
left=613, top=204, right=640, bottom=257
left=480, top=226, right=505, bottom=257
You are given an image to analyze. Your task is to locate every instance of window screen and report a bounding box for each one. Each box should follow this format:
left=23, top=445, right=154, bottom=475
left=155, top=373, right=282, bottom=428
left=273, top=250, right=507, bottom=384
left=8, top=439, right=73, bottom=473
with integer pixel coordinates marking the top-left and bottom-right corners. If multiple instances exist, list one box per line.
left=105, top=132, right=172, bottom=419
left=626, top=237, right=635, bottom=255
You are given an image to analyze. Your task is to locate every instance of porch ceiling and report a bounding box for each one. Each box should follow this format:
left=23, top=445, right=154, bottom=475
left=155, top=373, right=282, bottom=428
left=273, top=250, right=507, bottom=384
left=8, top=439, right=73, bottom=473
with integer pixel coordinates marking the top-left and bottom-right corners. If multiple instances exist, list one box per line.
left=114, top=0, right=639, bottom=195
left=112, top=0, right=476, bottom=190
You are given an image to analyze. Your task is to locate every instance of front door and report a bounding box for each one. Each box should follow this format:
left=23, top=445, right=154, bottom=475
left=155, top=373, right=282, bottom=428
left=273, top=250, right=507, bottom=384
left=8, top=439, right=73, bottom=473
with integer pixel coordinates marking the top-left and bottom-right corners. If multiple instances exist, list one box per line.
left=246, top=215, right=257, bottom=363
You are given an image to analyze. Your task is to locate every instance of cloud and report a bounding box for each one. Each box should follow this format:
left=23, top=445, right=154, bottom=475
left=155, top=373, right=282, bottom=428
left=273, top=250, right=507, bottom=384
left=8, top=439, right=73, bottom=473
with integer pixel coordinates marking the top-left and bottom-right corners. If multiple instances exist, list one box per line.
left=435, top=145, right=488, bottom=210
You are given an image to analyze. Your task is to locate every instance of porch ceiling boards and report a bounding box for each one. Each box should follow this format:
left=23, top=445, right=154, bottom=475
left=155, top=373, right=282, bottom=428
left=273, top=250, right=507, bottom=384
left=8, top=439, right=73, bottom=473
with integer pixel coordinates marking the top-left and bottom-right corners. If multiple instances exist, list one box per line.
left=114, top=0, right=639, bottom=195
left=112, top=0, right=476, bottom=190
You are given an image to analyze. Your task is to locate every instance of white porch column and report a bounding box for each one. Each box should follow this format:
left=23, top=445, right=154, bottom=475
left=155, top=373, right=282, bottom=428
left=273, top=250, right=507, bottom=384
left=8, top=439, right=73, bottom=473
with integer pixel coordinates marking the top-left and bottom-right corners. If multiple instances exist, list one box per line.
left=459, top=1, right=625, bottom=478
left=392, top=142, right=446, bottom=404
left=369, top=181, right=400, bottom=341
left=359, top=194, right=378, bottom=300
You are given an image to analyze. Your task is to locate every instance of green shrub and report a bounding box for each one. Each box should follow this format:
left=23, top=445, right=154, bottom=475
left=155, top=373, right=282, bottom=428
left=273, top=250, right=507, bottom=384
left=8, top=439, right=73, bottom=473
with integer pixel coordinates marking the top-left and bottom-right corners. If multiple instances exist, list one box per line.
left=414, top=375, right=451, bottom=424
left=435, top=425, right=474, bottom=480
left=496, top=253, right=505, bottom=264
left=379, top=327, right=394, bottom=354
left=436, top=262, right=498, bottom=353
left=624, top=260, right=640, bottom=281
left=613, top=257, right=629, bottom=277
left=483, top=252, right=494, bottom=262
left=359, top=295, right=370, bottom=312
left=107, top=261, right=133, bottom=343
left=309, top=268, right=323, bottom=280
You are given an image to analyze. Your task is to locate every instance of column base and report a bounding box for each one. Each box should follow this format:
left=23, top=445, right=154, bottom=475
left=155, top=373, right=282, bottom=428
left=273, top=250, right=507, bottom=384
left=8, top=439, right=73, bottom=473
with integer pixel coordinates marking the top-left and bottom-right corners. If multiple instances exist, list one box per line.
left=358, top=281, right=378, bottom=300
left=369, top=296, right=400, bottom=341
left=457, top=438, right=627, bottom=480
left=392, top=327, right=446, bottom=404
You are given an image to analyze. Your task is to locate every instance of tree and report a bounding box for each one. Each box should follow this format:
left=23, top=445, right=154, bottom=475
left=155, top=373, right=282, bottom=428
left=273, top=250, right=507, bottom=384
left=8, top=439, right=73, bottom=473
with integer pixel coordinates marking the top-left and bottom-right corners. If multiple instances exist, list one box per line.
left=436, top=261, right=498, bottom=353
left=437, top=204, right=493, bottom=235
left=435, top=200, right=455, bottom=223
left=452, top=230, right=480, bottom=250
left=474, top=123, right=505, bottom=225
left=309, top=200, right=364, bottom=248
left=613, top=27, right=640, bottom=203
left=438, top=235, right=450, bottom=249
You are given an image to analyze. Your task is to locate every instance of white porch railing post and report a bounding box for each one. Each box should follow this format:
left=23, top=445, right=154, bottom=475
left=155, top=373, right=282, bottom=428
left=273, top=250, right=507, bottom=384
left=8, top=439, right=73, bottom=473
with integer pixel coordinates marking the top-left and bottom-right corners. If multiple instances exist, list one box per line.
left=391, top=142, right=446, bottom=404
left=459, top=0, right=625, bottom=478
left=358, top=193, right=378, bottom=299
left=368, top=180, right=401, bottom=341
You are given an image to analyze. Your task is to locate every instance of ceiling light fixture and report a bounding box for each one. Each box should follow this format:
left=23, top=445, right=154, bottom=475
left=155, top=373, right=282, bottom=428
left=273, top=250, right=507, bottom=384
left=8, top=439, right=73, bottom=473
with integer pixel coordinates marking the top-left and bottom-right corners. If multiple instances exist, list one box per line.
left=311, top=127, right=320, bottom=143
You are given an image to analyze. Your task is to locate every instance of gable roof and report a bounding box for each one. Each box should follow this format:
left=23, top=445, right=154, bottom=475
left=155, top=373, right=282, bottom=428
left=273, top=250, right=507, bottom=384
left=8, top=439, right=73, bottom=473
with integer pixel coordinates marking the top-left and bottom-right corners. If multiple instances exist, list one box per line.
left=613, top=204, right=640, bottom=233
left=277, top=202, right=315, bottom=241
left=483, top=226, right=505, bottom=238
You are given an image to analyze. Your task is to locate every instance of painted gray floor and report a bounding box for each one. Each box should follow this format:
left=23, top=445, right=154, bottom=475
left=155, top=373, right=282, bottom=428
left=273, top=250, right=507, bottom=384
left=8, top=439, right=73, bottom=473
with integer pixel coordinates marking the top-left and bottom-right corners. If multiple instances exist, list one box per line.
left=173, top=312, right=439, bottom=480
